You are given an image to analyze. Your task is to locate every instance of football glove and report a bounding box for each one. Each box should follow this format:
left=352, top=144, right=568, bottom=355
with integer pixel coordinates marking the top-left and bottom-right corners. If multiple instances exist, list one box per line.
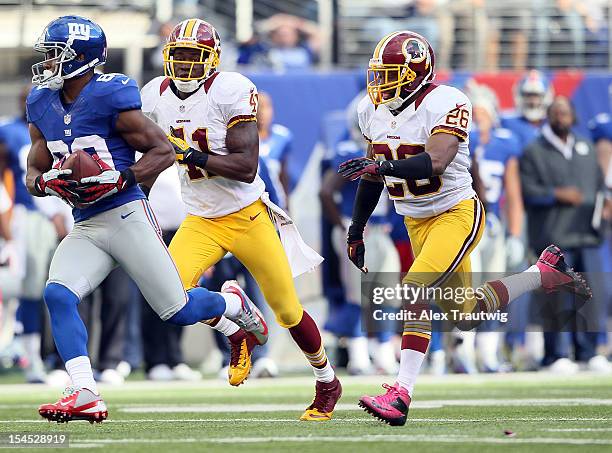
left=34, top=167, right=78, bottom=204
left=76, top=169, right=135, bottom=205
left=338, top=157, right=381, bottom=181
left=167, top=126, right=201, bottom=165
left=75, top=154, right=135, bottom=205
left=347, top=224, right=368, bottom=273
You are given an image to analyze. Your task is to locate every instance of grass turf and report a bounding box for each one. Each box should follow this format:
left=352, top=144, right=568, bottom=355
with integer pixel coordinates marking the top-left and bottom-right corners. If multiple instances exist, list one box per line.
left=0, top=373, right=611, bottom=452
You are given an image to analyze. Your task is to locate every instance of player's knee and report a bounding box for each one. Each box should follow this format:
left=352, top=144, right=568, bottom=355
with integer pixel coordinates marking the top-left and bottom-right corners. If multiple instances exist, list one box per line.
left=274, top=304, right=304, bottom=329
left=43, top=283, right=79, bottom=310
left=165, top=288, right=225, bottom=326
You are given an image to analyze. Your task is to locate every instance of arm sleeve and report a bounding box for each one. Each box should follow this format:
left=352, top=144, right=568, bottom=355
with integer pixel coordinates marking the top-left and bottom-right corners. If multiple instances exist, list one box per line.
left=428, top=88, right=471, bottom=142
left=357, top=96, right=373, bottom=143
left=519, top=146, right=556, bottom=206
left=350, top=179, right=385, bottom=230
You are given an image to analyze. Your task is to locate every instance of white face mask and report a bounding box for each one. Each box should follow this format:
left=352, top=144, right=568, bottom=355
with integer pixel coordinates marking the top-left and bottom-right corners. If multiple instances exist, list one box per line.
left=174, top=79, right=203, bottom=93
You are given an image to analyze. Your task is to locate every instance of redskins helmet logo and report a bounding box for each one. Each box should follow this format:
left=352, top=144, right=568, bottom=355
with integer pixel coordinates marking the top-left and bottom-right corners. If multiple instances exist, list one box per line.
left=402, top=38, right=428, bottom=66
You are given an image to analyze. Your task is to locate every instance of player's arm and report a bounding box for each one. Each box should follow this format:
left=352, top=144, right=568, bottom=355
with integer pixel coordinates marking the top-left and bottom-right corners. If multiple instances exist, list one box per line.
left=76, top=110, right=174, bottom=203
left=319, top=168, right=347, bottom=228
left=169, top=120, right=259, bottom=183
left=25, top=124, right=76, bottom=201
left=504, top=157, right=524, bottom=238
left=344, top=143, right=385, bottom=273
left=116, top=110, right=175, bottom=184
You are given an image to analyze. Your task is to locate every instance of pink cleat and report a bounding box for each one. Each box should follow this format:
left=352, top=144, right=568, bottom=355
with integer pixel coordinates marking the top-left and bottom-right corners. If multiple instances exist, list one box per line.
left=358, top=382, right=411, bottom=426
left=536, top=245, right=592, bottom=301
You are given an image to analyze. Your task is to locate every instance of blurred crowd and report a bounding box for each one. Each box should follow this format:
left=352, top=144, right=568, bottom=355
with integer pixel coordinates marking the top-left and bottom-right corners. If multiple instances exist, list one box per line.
left=1, top=68, right=611, bottom=386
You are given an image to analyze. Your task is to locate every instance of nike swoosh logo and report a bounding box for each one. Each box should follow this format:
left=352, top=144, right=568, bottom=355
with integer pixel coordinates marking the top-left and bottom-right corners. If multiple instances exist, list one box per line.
left=59, top=401, right=71, bottom=407
left=249, top=213, right=261, bottom=221
left=122, top=78, right=130, bottom=85
left=456, top=103, right=466, bottom=109
left=121, top=211, right=135, bottom=219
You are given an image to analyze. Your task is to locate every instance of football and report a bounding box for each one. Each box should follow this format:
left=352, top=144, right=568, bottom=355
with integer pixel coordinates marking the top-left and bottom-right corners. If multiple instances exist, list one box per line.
left=60, top=149, right=102, bottom=183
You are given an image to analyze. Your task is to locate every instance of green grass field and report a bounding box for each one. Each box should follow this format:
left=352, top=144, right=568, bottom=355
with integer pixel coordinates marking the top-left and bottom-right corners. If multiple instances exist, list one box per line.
left=0, top=373, right=611, bottom=452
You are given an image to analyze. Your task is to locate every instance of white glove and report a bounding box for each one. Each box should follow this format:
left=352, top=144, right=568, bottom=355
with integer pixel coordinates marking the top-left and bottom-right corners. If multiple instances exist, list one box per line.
left=505, top=235, right=525, bottom=269
left=78, top=170, right=130, bottom=205
left=35, top=168, right=76, bottom=204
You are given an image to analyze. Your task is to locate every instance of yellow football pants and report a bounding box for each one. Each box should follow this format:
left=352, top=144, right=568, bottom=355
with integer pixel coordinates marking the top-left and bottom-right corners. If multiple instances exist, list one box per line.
left=403, top=196, right=485, bottom=314
left=168, top=199, right=304, bottom=328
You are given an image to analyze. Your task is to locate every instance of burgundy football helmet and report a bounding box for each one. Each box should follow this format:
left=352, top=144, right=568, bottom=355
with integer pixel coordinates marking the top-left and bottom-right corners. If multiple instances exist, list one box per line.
left=367, top=31, right=436, bottom=109
left=163, top=18, right=221, bottom=92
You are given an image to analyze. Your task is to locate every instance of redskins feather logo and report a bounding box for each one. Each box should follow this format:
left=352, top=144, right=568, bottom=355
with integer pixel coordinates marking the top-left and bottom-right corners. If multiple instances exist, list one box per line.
left=402, top=38, right=427, bottom=66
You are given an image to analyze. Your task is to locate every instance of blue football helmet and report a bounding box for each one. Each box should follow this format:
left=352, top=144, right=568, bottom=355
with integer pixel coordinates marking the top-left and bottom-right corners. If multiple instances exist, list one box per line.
left=31, top=15, right=107, bottom=91
left=513, top=70, right=553, bottom=123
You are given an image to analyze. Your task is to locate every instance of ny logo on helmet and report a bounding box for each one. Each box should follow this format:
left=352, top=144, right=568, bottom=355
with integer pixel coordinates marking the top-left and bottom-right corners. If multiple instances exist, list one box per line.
left=68, top=23, right=91, bottom=41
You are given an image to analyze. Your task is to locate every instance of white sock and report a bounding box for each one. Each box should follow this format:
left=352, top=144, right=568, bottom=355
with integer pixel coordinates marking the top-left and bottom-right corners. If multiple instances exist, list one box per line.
left=397, top=349, right=426, bottom=396
left=210, top=316, right=240, bottom=336
left=65, top=356, right=98, bottom=394
left=497, top=265, right=542, bottom=301
left=220, top=293, right=243, bottom=318
left=313, top=361, right=335, bottom=383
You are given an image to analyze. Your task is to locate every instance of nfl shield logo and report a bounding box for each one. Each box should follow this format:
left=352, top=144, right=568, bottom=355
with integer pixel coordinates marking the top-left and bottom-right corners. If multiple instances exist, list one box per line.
left=64, top=114, right=71, bottom=125
left=179, top=105, right=185, bottom=113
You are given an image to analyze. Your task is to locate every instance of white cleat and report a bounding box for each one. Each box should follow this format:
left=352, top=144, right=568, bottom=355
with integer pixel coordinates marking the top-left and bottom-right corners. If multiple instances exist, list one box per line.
left=221, top=280, right=269, bottom=345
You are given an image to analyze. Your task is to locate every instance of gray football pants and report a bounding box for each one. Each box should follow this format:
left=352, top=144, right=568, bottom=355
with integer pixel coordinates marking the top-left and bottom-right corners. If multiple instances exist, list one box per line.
left=47, top=199, right=187, bottom=321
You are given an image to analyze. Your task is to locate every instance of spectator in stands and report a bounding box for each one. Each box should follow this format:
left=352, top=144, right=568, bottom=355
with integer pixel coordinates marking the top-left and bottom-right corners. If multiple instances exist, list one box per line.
left=534, top=0, right=586, bottom=69
left=140, top=165, right=202, bottom=381
left=437, top=0, right=497, bottom=70
left=575, top=0, right=609, bottom=68
left=520, top=96, right=611, bottom=373
left=238, top=14, right=319, bottom=70
left=257, top=92, right=292, bottom=209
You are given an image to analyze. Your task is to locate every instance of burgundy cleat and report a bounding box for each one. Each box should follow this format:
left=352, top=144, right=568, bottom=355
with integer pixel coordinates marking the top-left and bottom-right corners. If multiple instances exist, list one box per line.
left=359, top=382, right=410, bottom=426
left=228, top=330, right=260, bottom=386
left=536, top=245, right=592, bottom=301
left=39, top=387, right=107, bottom=424
left=300, top=377, right=342, bottom=421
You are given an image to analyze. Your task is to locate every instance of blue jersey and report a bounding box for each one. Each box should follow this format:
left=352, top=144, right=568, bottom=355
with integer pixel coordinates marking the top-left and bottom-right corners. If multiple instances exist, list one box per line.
left=332, top=140, right=387, bottom=224
left=588, top=113, right=612, bottom=142
left=259, top=124, right=292, bottom=208
left=500, top=113, right=541, bottom=152
left=26, top=73, right=145, bottom=222
left=0, top=117, right=35, bottom=209
left=257, top=157, right=280, bottom=207
left=470, top=127, right=521, bottom=218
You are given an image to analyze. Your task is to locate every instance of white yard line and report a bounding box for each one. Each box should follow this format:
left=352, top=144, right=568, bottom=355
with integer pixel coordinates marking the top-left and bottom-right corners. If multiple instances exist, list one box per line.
left=69, top=436, right=612, bottom=446
left=545, top=428, right=612, bottom=432
left=116, top=399, right=612, bottom=413
left=2, top=417, right=610, bottom=424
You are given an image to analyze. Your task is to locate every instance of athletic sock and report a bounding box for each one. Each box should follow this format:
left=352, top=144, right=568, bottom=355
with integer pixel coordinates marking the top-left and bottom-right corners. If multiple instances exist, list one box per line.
left=397, top=303, right=431, bottom=396
left=65, top=356, right=98, bottom=394
left=289, top=311, right=335, bottom=383
left=478, top=265, right=541, bottom=313
left=220, top=293, right=243, bottom=318
left=207, top=316, right=240, bottom=337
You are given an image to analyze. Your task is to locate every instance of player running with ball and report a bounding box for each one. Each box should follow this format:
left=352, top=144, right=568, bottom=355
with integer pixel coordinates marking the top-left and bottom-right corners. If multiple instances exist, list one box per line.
left=26, top=15, right=267, bottom=423
left=338, top=31, right=592, bottom=426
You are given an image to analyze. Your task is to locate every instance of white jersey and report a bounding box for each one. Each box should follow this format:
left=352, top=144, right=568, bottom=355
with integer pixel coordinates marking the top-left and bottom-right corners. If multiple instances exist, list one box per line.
left=141, top=72, right=265, bottom=218
left=358, top=84, right=475, bottom=218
